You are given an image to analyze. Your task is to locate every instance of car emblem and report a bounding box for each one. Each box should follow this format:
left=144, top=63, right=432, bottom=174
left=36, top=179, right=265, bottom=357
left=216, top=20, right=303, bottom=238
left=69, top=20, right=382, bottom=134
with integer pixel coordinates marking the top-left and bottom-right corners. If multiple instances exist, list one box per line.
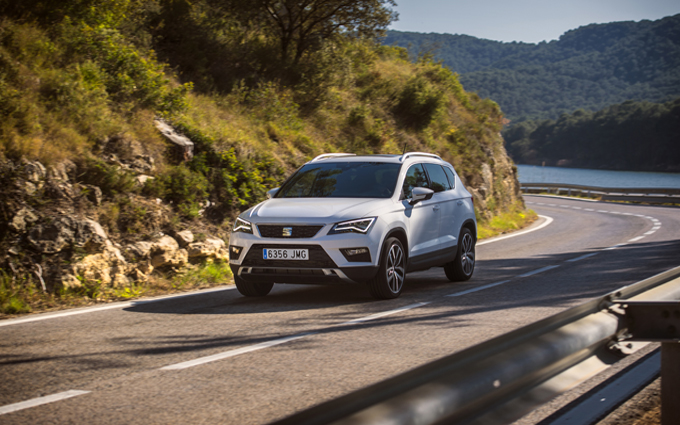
left=282, top=227, right=292, bottom=237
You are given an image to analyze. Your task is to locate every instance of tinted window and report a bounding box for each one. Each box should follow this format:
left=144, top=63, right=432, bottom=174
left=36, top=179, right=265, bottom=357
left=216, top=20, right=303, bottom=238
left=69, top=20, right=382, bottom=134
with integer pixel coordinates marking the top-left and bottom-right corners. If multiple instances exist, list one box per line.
left=402, top=164, right=429, bottom=199
left=276, top=162, right=401, bottom=198
left=424, top=164, right=451, bottom=192
left=443, top=167, right=456, bottom=189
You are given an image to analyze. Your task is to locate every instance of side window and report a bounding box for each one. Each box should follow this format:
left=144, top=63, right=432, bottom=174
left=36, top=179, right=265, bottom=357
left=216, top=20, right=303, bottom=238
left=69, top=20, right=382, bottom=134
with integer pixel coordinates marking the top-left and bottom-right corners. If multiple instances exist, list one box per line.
left=423, top=164, right=451, bottom=193
left=443, top=167, right=456, bottom=189
left=402, top=164, right=429, bottom=199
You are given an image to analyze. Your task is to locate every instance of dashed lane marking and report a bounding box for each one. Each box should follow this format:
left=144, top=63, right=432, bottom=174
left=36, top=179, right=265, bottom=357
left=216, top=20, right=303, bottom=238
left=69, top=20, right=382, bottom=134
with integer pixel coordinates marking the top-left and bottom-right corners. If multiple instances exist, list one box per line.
left=518, top=265, right=560, bottom=278
left=525, top=200, right=663, bottom=245
left=160, top=302, right=431, bottom=370
left=566, top=253, right=599, bottom=263
left=0, top=391, right=91, bottom=416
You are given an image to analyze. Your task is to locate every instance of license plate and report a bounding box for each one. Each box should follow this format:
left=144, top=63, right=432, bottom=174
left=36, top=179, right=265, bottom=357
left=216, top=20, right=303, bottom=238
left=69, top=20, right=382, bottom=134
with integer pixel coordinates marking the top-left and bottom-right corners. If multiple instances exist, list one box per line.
left=263, top=248, right=309, bottom=260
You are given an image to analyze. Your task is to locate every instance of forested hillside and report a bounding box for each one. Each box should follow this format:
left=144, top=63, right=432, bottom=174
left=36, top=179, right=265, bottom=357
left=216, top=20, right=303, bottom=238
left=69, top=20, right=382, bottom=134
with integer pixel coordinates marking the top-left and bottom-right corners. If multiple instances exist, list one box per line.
left=384, top=14, right=680, bottom=122
left=504, top=98, right=680, bottom=172
left=0, top=0, right=529, bottom=314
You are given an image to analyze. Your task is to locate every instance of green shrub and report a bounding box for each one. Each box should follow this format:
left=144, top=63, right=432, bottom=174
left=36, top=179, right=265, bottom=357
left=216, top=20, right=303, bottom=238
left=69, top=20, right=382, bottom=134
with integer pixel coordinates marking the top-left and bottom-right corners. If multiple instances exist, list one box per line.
left=145, top=165, right=210, bottom=219
left=78, top=158, right=137, bottom=197
left=0, top=271, right=32, bottom=315
left=58, top=21, right=191, bottom=115
left=394, top=75, right=445, bottom=129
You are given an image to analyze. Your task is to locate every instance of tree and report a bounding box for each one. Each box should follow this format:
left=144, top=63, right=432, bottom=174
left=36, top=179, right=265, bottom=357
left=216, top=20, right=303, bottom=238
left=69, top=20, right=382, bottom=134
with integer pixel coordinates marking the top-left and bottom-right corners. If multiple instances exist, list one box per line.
left=225, top=0, right=398, bottom=67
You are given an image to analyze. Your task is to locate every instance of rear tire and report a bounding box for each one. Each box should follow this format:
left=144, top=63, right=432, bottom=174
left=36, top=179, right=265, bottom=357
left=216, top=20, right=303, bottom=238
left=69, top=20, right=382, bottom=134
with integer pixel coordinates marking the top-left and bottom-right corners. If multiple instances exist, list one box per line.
left=368, top=237, right=406, bottom=299
left=444, top=227, right=475, bottom=282
left=234, top=275, right=274, bottom=297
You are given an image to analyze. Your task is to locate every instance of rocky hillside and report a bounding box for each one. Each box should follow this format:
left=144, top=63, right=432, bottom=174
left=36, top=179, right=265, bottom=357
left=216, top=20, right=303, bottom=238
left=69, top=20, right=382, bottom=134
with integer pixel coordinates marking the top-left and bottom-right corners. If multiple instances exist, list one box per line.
left=0, top=1, right=526, bottom=316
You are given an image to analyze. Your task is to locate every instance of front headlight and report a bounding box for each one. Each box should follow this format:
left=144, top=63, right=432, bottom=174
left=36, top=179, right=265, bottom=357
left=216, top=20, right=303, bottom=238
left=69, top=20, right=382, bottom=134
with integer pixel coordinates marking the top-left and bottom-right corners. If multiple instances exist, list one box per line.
left=233, top=217, right=253, bottom=234
left=328, top=217, right=376, bottom=235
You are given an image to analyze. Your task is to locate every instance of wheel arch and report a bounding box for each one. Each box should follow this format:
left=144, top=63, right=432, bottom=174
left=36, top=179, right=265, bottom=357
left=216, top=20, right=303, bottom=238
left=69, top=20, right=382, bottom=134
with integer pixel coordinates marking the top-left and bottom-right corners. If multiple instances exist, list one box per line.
left=382, top=227, right=409, bottom=262
left=462, top=219, right=477, bottom=241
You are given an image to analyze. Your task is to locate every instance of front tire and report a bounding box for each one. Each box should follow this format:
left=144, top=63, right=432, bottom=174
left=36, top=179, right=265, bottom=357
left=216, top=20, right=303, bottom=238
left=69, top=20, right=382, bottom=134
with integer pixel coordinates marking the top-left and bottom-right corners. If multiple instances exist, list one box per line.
left=444, top=227, right=475, bottom=282
left=234, top=275, right=274, bottom=297
left=368, top=237, right=406, bottom=299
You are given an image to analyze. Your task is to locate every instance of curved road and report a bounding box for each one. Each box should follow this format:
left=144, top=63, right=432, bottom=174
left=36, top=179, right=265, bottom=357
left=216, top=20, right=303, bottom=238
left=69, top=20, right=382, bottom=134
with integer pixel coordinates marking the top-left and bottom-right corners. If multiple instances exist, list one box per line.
left=1, top=195, right=679, bottom=424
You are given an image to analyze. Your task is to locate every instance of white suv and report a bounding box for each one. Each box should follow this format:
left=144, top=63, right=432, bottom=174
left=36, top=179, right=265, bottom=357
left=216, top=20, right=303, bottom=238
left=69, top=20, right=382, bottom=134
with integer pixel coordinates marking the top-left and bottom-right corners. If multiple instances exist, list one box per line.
left=229, top=152, right=476, bottom=299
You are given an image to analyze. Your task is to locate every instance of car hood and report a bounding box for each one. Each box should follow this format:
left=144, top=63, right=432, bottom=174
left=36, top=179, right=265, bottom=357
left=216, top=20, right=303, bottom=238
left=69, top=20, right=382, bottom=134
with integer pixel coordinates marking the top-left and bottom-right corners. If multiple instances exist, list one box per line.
left=244, top=198, right=390, bottom=224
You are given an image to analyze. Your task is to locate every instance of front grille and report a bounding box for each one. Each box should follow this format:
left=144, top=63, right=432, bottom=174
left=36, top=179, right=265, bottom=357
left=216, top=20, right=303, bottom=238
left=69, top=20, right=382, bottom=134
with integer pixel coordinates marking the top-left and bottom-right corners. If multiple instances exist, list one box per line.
left=257, top=225, right=324, bottom=239
left=243, top=244, right=337, bottom=268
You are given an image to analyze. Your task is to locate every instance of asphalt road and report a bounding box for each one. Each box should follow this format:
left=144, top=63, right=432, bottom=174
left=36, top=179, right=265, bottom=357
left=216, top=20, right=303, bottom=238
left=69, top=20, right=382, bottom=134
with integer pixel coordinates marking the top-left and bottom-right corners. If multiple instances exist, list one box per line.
left=1, top=195, right=679, bottom=424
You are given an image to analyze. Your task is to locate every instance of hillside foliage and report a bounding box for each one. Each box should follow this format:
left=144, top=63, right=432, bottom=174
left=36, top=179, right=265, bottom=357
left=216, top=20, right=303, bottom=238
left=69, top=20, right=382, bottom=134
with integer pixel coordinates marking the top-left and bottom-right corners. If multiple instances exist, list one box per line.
left=0, top=0, right=523, bottom=246
left=384, top=14, right=680, bottom=122
left=504, top=98, right=680, bottom=172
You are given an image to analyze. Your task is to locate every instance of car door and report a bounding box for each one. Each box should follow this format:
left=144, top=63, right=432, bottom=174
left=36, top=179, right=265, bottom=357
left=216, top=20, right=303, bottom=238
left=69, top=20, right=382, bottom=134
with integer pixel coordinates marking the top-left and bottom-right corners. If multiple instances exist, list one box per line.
left=401, top=163, right=441, bottom=261
left=422, top=163, right=457, bottom=253
left=443, top=165, right=470, bottom=246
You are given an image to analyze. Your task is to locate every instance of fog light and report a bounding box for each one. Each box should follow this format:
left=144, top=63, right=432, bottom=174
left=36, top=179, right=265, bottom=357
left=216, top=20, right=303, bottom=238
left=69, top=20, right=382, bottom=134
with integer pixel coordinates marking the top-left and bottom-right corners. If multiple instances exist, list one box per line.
left=341, top=247, right=371, bottom=262
left=229, top=245, right=243, bottom=260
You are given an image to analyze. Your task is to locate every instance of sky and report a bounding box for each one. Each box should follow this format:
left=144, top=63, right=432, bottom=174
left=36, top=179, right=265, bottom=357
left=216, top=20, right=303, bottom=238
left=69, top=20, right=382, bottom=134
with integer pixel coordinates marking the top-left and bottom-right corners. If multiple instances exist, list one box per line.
left=388, top=0, right=680, bottom=43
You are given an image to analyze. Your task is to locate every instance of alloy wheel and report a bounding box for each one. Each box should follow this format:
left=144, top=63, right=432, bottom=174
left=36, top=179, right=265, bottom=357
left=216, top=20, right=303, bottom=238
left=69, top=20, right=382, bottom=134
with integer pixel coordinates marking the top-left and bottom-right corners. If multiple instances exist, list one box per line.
left=386, top=243, right=405, bottom=293
left=460, top=232, right=475, bottom=276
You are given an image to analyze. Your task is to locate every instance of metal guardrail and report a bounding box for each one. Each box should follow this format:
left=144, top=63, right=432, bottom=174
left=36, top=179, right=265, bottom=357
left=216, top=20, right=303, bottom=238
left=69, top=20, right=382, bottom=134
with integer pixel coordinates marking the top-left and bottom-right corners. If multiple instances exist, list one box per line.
left=272, top=266, right=680, bottom=425
left=520, top=183, right=680, bottom=204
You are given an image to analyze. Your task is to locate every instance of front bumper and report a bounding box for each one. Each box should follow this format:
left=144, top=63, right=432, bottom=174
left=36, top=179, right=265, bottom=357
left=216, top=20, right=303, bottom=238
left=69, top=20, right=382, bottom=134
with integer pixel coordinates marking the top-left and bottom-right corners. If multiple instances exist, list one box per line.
left=229, top=223, right=384, bottom=284
left=230, top=264, right=379, bottom=284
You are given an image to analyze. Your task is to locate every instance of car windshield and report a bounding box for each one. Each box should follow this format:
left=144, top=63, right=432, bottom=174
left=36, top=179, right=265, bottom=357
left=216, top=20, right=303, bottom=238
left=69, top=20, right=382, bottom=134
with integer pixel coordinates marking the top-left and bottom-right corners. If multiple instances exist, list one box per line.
left=276, top=162, right=401, bottom=198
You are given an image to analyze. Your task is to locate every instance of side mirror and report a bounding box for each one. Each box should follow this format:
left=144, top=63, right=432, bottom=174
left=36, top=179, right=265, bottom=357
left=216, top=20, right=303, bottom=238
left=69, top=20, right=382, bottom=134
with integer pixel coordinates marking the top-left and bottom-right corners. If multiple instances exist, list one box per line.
left=410, top=187, right=434, bottom=204
left=266, top=188, right=279, bottom=199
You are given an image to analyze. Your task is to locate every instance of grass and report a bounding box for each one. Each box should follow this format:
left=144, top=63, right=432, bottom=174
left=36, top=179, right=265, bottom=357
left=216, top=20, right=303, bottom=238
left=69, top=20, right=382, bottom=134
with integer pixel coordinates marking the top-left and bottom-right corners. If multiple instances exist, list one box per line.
left=477, top=204, right=538, bottom=240
left=0, top=262, right=233, bottom=318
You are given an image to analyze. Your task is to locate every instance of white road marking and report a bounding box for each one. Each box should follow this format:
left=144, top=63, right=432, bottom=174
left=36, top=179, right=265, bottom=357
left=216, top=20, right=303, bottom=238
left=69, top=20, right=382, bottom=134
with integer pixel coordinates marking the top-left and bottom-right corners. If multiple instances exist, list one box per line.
left=446, top=281, right=511, bottom=297
left=0, top=391, right=90, bottom=415
left=478, top=215, right=554, bottom=246
left=161, top=302, right=432, bottom=370
left=566, top=253, right=599, bottom=263
left=604, top=243, right=628, bottom=251
left=518, top=265, right=560, bottom=278
left=160, top=333, right=316, bottom=370
left=628, top=236, right=645, bottom=242
left=0, top=287, right=236, bottom=328
left=341, top=302, right=430, bottom=325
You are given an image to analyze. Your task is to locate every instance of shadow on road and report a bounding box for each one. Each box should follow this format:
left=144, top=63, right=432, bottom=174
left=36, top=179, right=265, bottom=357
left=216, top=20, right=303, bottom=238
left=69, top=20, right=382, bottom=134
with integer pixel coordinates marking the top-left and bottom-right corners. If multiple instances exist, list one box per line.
left=2, top=240, right=677, bottom=368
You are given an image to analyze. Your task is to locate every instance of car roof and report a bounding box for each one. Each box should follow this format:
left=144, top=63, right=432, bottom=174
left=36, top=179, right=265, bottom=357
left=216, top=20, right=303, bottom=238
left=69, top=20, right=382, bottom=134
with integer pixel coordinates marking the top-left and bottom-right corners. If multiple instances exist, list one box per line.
left=309, top=152, right=445, bottom=165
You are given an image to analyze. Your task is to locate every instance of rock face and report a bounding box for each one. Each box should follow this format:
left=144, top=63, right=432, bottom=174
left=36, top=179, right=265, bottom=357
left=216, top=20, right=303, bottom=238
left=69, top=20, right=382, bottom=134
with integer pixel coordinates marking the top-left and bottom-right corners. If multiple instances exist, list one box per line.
left=175, top=230, right=194, bottom=248
left=28, top=217, right=110, bottom=254
left=10, top=208, right=39, bottom=233
left=3, top=153, right=230, bottom=300
left=150, top=235, right=188, bottom=268
left=187, top=238, right=229, bottom=262
left=154, top=119, right=194, bottom=161
left=66, top=245, right=132, bottom=288
left=459, top=132, right=523, bottom=220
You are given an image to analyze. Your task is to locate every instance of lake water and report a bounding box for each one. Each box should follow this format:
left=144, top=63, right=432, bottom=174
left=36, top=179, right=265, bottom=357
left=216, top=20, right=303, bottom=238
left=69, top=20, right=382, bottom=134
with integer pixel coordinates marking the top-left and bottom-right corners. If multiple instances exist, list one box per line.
left=516, top=165, right=680, bottom=189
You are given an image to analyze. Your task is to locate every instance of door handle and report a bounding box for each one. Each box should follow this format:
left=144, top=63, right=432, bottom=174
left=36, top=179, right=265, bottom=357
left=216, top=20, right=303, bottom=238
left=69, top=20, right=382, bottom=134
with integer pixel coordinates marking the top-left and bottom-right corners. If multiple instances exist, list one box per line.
left=457, top=200, right=464, bottom=206
left=433, top=205, right=440, bottom=211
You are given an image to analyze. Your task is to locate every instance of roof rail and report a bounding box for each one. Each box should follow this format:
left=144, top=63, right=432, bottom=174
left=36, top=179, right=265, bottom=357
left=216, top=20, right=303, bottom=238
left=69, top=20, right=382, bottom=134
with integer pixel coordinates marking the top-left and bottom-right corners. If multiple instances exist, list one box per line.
left=311, top=153, right=356, bottom=162
left=399, top=152, right=442, bottom=162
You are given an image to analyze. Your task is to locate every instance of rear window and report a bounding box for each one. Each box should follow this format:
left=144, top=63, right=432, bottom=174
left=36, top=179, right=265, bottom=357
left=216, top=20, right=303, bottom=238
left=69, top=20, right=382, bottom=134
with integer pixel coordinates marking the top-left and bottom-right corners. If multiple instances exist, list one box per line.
left=443, top=167, right=456, bottom=188
left=424, top=163, right=452, bottom=192
left=276, top=162, right=401, bottom=198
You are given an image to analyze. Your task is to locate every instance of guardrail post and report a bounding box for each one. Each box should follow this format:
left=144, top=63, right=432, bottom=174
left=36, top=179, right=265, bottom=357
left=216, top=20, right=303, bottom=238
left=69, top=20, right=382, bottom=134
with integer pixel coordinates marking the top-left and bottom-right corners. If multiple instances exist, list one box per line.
left=618, top=300, right=680, bottom=425
left=662, top=343, right=680, bottom=425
